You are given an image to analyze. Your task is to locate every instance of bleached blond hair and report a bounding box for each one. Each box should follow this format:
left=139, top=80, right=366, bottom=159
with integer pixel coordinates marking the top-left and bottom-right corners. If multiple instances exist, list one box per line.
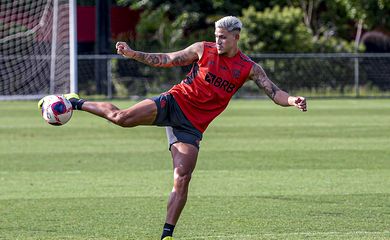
left=215, top=16, right=242, bottom=32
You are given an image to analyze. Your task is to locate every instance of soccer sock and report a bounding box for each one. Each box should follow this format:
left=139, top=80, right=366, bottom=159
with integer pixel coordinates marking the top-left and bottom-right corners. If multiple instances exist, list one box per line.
left=161, top=223, right=175, bottom=239
left=69, top=98, right=85, bottom=110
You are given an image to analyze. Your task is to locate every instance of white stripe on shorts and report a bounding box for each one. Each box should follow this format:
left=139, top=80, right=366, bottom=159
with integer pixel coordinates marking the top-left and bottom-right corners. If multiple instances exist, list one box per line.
left=165, top=127, right=178, bottom=148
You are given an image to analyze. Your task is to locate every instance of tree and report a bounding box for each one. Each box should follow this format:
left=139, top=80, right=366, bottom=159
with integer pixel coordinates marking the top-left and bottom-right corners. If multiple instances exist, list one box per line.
left=115, top=0, right=288, bottom=49
left=239, top=5, right=313, bottom=53
left=239, top=5, right=355, bottom=53
left=335, top=0, right=390, bottom=30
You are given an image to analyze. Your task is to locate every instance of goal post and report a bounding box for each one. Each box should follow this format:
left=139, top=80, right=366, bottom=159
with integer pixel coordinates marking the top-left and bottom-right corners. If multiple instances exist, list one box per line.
left=0, top=0, right=77, bottom=100
left=69, top=0, right=77, bottom=94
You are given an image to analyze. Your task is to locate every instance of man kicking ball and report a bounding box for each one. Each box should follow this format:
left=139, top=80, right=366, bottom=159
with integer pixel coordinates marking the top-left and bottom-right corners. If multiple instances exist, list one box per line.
left=39, top=16, right=307, bottom=239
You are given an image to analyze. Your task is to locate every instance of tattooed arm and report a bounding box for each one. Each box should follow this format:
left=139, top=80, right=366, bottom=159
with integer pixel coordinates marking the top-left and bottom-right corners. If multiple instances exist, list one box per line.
left=248, top=63, right=307, bottom=111
left=115, top=42, right=203, bottom=68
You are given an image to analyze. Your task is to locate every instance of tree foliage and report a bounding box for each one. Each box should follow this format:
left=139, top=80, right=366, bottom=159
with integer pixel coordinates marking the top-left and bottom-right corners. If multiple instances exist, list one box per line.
left=335, top=0, right=390, bottom=29
left=108, top=0, right=390, bottom=53
left=240, top=5, right=355, bottom=53
left=132, top=5, right=206, bottom=51
left=239, top=6, right=313, bottom=53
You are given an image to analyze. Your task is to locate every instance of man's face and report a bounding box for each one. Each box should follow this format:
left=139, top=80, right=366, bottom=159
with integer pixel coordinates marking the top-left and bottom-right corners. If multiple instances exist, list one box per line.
left=215, top=27, right=239, bottom=55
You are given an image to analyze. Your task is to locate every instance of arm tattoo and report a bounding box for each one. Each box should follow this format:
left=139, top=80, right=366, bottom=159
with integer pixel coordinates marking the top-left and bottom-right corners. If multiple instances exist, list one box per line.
left=172, top=55, right=190, bottom=66
left=133, top=51, right=193, bottom=67
left=133, top=52, right=169, bottom=67
left=252, top=65, right=280, bottom=100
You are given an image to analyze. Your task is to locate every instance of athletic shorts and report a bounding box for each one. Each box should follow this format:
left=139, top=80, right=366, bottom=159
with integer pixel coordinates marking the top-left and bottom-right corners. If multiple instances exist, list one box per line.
left=151, top=93, right=202, bottom=150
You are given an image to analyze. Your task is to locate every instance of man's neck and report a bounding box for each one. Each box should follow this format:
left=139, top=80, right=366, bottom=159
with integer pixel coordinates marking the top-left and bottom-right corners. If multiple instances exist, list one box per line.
left=223, top=47, right=239, bottom=58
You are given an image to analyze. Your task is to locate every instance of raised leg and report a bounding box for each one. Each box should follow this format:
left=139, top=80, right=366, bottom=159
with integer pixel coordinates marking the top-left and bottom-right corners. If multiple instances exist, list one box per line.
left=81, top=99, right=157, bottom=127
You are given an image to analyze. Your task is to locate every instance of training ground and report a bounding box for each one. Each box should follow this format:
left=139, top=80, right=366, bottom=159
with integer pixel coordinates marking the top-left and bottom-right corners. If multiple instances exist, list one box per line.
left=1, top=99, right=389, bottom=239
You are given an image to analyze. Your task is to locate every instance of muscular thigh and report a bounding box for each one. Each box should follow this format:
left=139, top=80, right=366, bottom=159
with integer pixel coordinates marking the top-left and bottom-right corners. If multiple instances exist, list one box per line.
left=121, top=99, right=157, bottom=126
left=171, top=142, right=199, bottom=175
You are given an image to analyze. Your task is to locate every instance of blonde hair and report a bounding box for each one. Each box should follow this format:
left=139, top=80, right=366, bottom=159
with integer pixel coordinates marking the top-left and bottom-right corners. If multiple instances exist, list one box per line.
left=215, top=16, right=242, bottom=32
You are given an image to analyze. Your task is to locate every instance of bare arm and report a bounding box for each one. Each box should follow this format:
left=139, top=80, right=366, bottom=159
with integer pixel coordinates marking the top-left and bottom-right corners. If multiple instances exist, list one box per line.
left=115, top=42, right=203, bottom=68
left=248, top=63, right=307, bottom=111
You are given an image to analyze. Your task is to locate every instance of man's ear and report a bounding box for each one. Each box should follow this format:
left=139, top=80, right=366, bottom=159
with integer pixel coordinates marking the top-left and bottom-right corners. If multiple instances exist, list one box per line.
left=235, top=33, right=240, bottom=40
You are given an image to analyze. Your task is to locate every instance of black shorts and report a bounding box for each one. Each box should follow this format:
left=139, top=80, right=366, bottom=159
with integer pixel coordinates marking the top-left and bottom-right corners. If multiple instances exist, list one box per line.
left=151, top=93, right=202, bottom=150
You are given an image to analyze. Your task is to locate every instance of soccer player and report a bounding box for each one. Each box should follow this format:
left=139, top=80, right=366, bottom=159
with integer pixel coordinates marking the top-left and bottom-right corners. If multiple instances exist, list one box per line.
left=40, top=16, right=307, bottom=240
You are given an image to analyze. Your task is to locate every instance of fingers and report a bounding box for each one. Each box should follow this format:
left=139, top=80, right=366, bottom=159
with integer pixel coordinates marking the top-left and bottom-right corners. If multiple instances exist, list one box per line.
left=115, top=41, right=127, bottom=49
left=295, top=96, right=307, bottom=112
left=115, top=42, right=122, bottom=48
left=116, top=42, right=125, bottom=55
left=115, top=42, right=131, bottom=57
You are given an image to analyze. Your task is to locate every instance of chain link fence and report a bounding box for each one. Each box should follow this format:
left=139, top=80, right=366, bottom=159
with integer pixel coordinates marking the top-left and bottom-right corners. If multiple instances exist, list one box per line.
left=78, top=53, right=390, bottom=99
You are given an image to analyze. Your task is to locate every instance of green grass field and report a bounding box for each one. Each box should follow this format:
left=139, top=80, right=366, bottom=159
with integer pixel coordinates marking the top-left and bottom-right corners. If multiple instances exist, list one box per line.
left=1, top=99, right=389, bottom=240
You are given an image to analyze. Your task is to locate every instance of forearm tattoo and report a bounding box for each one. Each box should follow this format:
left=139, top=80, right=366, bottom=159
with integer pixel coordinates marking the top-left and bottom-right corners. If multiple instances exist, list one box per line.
left=133, top=51, right=192, bottom=67
left=133, top=52, right=169, bottom=66
left=253, top=65, right=280, bottom=99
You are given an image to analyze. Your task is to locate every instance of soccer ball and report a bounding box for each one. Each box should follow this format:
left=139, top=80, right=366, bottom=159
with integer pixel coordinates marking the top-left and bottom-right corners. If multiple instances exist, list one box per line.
left=41, top=95, right=73, bottom=126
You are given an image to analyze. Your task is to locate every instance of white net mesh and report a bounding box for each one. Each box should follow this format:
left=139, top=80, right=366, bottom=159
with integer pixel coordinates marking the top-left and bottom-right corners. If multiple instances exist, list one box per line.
left=0, top=0, right=70, bottom=99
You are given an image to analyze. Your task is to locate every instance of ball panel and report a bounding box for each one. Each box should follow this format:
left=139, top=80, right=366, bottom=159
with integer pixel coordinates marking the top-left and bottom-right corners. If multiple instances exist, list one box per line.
left=52, top=101, right=67, bottom=115
left=41, top=95, right=73, bottom=126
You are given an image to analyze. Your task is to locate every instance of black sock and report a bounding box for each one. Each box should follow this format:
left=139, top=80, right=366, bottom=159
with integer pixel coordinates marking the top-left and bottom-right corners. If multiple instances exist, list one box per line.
left=69, top=98, right=85, bottom=110
left=161, top=223, right=175, bottom=239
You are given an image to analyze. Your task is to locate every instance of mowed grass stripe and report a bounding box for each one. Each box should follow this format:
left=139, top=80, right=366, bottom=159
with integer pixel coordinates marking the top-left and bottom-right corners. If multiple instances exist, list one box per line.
left=1, top=194, right=389, bottom=239
left=180, top=231, right=390, bottom=240
left=1, top=169, right=389, bottom=200
left=1, top=149, right=390, bottom=171
left=2, top=135, right=390, bottom=153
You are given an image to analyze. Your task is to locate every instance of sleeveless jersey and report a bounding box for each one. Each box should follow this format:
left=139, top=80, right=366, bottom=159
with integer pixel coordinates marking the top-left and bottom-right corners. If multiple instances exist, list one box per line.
left=168, top=41, right=254, bottom=132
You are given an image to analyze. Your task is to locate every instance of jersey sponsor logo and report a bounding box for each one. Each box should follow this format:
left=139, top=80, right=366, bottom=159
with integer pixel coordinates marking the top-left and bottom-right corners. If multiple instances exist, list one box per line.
left=207, top=60, right=215, bottom=66
left=205, top=71, right=236, bottom=93
left=220, top=65, right=228, bottom=71
left=160, top=98, right=167, bottom=108
left=232, top=69, right=241, bottom=79
left=160, top=92, right=169, bottom=108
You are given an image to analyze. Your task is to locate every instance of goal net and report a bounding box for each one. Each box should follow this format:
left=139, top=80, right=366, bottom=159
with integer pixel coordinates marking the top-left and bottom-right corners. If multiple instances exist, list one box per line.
left=0, top=0, right=76, bottom=100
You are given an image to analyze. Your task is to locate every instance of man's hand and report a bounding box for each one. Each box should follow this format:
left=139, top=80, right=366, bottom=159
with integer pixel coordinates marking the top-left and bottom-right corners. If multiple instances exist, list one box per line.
left=288, top=96, right=307, bottom=112
left=116, top=42, right=135, bottom=58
